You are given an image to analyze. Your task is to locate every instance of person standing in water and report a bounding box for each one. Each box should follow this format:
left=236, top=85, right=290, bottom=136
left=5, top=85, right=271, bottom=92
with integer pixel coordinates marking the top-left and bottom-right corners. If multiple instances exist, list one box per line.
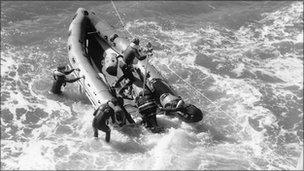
left=50, top=66, right=84, bottom=94
left=92, top=97, right=127, bottom=142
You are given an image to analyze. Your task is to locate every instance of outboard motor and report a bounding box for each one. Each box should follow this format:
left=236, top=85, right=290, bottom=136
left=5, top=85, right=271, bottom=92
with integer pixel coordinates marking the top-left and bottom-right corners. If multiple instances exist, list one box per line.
left=135, top=89, right=164, bottom=133
left=177, top=104, right=203, bottom=123
left=148, top=78, right=204, bottom=123
left=159, top=93, right=183, bottom=109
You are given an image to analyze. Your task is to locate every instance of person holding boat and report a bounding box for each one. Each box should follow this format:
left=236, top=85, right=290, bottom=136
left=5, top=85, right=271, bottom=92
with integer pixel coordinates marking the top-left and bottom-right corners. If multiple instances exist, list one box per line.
left=50, top=66, right=84, bottom=94
left=92, top=97, right=127, bottom=142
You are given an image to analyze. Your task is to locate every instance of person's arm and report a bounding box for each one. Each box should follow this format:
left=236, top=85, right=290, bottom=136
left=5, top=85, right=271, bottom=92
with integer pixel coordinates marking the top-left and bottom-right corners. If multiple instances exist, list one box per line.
left=107, top=102, right=117, bottom=124
left=65, top=76, right=84, bottom=83
left=63, top=68, right=80, bottom=75
left=63, top=69, right=75, bottom=75
left=93, top=108, right=99, bottom=116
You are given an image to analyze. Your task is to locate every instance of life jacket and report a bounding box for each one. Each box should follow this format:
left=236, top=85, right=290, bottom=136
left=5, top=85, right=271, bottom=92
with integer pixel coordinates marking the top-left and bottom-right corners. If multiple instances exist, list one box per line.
left=52, top=70, right=66, bottom=87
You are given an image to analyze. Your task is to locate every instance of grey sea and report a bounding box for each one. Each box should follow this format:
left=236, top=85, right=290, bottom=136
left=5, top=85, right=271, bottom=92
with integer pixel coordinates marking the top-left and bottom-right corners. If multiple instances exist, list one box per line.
left=1, top=1, right=303, bottom=170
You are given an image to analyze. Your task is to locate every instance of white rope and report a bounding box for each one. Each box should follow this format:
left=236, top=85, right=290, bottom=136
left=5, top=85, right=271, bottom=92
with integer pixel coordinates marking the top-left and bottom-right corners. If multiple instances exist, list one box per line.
left=162, top=64, right=297, bottom=168
left=165, top=65, right=241, bottom=126
left=111, top=0, right=134, bottom=39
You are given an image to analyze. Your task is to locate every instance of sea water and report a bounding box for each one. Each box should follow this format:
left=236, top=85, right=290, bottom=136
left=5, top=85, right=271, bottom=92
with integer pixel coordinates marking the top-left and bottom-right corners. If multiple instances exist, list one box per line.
left=1, top=1, right=303, bottom=170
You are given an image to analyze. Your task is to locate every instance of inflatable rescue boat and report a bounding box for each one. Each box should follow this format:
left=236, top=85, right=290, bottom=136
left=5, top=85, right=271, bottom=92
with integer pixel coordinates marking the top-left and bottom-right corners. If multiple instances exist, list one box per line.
left=67, top=8, right=203, bottom=123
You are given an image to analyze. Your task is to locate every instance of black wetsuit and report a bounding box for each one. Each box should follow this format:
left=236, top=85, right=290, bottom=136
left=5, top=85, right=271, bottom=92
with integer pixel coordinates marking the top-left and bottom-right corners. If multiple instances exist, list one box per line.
left=123, top=45, right=147, bottom=66
left=116, top=63, right=136, bottom=86
left=92, top=103, right=115, bottom=141
left=51, top=69, right=80, bottom=94
left=115, top=44, right=147, bottom=90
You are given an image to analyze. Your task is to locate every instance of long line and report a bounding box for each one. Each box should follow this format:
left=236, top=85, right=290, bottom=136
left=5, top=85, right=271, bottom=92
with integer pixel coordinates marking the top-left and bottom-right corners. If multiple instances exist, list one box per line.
left=111, top=0, right=134, bottom=38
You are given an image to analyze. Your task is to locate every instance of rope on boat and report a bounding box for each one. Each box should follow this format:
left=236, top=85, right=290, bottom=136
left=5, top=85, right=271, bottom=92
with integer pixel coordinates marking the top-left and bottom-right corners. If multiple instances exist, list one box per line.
left=111, top=0, right=134, bottom=39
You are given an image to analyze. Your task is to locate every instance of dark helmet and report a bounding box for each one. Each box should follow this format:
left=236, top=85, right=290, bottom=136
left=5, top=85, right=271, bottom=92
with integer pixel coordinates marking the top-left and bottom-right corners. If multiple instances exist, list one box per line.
left=182, top=104, right=203, bottom=123
left=132, top=38, right=140, bottom=45
left=57, top=66, right=66, bottom=71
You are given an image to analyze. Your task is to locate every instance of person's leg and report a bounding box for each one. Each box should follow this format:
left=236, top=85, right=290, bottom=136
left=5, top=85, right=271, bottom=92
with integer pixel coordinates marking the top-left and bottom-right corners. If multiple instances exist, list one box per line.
left=101, top=125, right=111, bottom=142
left=105, top=130, right=111, bottom=142
left=93, top=127, right=98, bottom=138
left=50, top=81, right=62, bottom=94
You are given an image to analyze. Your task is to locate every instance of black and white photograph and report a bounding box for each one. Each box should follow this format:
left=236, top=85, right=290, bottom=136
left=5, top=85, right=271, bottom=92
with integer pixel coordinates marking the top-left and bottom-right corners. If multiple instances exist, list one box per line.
left=1, top=1, right=303, bottom=170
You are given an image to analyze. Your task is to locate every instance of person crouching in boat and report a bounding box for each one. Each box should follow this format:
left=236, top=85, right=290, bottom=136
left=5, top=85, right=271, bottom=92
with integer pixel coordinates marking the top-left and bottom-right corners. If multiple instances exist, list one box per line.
left=50, top=66, right=84, bottom=94
left=92, top=97, right=127, bottom=142
left=115, top=38, right=150, bottom=88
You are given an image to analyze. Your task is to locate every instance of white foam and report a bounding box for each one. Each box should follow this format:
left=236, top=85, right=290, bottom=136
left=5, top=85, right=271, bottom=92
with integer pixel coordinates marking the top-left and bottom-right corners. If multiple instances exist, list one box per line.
left=18, top=141, right=56, bottom=170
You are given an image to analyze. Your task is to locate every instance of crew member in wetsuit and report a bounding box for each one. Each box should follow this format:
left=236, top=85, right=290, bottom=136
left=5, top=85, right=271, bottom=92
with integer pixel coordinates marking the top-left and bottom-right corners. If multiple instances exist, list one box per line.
left=115, top=38, right=150, bottom=88
left=134, top=89, right=164, bottom=133
left=92, top=97, right=127, bottom=142
left=50, top=66, right=84, bottom=94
